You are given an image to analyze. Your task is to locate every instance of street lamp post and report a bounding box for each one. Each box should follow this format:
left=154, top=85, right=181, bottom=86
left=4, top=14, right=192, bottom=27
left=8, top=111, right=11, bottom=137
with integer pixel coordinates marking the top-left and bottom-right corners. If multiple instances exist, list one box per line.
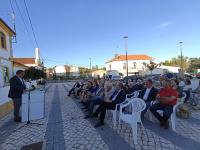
left=123, top=36, right=128, bottom=76
left=179, top=42, right=183, bottom=72
left=89, top=57, right=92, bottom=77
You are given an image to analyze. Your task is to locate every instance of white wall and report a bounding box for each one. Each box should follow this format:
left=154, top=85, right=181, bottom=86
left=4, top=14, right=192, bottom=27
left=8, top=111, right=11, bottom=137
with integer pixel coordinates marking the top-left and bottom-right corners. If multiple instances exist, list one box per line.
left=106, top=60, right=150, bottom=76
left=0, top=60, right=13, bottom=87
left=55, top=66, right=66, bottom=74
left=13, top=66, right=26, bottom=75
left=158, top=65, right=180, bottom=73
left=0, top=26, right=13, bottom=87
left=0, top=86, right=10, bottom=105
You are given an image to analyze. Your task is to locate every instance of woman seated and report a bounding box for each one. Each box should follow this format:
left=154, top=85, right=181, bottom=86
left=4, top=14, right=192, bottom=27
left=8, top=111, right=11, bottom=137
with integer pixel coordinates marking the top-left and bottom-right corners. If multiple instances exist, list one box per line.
left=150, top=79, right=178, bottom=129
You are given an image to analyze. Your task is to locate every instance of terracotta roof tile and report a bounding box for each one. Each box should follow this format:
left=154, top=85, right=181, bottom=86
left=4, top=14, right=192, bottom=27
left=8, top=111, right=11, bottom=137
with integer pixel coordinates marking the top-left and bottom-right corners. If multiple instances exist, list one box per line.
left=106, top=55, right=153, bottom=63
left=13, top=58, right=35, bottom=65
left=13, top=61, right=29, bottom=68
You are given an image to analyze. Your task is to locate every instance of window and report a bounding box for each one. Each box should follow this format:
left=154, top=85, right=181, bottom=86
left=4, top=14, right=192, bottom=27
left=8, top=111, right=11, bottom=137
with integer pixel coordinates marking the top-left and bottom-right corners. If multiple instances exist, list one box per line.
left=123, top=62, right=126, bottom=70
left=0, top=31, right=7, bottom=50
left=3, top=67, right=9, bottom=83
left=133, top=62, right=137, bottom=69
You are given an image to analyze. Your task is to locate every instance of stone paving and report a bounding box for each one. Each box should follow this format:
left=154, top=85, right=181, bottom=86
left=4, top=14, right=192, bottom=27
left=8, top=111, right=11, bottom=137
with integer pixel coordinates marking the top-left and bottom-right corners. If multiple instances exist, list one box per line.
left=0, top=82, right=200, bottom=150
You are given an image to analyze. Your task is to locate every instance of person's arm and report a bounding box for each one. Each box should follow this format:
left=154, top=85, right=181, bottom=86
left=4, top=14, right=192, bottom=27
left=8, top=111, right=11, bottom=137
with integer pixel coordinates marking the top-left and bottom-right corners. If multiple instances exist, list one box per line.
left=158, top=96, right=176, bottom=104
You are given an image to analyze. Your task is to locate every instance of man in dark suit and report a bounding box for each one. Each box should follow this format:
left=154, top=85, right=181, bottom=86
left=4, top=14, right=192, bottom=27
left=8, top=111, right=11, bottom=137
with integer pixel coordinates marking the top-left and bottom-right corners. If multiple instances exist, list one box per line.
left=8, top=70, right=26, bottom=122
left=92, top=82, right=126, bottom=128
left=139, top=79, right=158, bottom=118
left=68, top=81, right=80, bottom=96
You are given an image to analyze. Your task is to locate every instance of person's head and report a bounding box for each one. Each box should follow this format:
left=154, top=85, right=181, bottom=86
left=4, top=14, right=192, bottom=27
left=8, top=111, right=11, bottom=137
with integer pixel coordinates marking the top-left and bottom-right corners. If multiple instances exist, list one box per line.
left=87, top=81, right=92, bottom=87
left=116, top=82, right=124, bottom=91
left=170, top=79, right=177, bottom=89
left=16, top=70, right=25, bottom=78
left=128, top=81, right=134, bottom=88
left=105, top=82, right=113, bottom=91
left=145, top=79, right=153, bottom=88
left=92, top=80, right=98, bottom=87
left=162, top=79, right=171, bottom=88
left=184, top=79, right=191, bottom=85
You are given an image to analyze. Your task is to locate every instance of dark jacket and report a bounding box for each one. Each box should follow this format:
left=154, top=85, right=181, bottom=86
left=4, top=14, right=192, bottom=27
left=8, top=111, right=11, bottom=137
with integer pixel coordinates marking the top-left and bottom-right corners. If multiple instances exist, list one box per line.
left=8, top=76, right=26, bottom=99
left=139, top=87, right=158, bottom=102
left=110, top=90, right=126, bottom=104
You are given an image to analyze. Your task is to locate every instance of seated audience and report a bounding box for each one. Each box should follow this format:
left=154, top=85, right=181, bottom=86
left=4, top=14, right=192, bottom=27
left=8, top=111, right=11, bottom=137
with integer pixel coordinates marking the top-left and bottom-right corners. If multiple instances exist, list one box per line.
left=68, top=81, right=81, bottom=96
left=92, top=82, right=126, bottom=128
left=85, top=81, right=114, bottom=118
left=150, top=79, right=178, bottom=129
left=183, top=78, right=192, bottom=103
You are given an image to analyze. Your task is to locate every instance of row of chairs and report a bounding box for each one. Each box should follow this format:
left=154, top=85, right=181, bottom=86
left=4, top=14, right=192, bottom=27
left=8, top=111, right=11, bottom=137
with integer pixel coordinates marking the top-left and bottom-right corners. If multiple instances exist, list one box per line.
left=109, top=91, right=187, bottom=145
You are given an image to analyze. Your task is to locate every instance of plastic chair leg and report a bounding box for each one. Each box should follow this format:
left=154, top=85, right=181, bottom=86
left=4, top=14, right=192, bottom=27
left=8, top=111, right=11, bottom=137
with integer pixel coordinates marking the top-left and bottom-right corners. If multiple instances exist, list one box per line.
left=131, top=122, right=138, bottom=145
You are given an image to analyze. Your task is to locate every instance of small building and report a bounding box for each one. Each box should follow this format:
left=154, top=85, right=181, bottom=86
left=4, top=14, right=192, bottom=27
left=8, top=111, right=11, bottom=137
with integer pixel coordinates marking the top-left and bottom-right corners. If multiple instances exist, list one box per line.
left=13, top=48, right=43, bottom=70
left=0, top=18, right=16, bottom=118
left=13, top=61, right=29, bottom=74
left=54, top=66, right=66, bottom=77
left=69, top=66, right=80, bottom=77
left=53, top=65, right=80, bottom=78
left=92, top=70, right=106, bottom=78
left=105, top=54, right=153, bottom=76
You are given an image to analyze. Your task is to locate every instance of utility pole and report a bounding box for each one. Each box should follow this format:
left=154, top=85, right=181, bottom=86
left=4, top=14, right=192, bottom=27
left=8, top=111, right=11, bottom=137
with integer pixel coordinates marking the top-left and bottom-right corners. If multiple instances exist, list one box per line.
left=89, top=57, right=92, bottom=77
left=123, top=36, right=128, bottom=76
left=179, top=42, right=183, bottom=72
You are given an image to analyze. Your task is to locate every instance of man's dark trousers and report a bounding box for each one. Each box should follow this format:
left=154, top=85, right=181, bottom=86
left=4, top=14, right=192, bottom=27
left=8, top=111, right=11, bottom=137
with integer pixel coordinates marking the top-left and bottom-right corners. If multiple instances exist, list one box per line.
left=89, top=96, right=103, bottom=114
left=12, top=98, right=22, bottom=119
left=94, top=101, right=116, bottom=123
left=150, top=103, right=173, bottom=122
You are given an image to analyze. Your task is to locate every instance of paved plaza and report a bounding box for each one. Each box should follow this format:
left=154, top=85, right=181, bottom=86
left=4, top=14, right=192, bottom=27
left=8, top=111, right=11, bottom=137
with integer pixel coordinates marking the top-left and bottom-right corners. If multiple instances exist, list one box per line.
left=0, top=82, right=200, bottom=150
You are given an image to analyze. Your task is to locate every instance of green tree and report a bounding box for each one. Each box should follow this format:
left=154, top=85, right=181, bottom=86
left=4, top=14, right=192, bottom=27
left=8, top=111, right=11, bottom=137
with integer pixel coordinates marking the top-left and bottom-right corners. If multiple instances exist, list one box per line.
left=64, top=65, right=71, bottom=79
left=187, top=57, right=200, bottom=73
left=24, top=67, right=45, bottom=80
left=78, top=67, right=90, bottom=78
left=143, top=61, right=159, bottom=75
left=162, top=56, right=189, bottom=71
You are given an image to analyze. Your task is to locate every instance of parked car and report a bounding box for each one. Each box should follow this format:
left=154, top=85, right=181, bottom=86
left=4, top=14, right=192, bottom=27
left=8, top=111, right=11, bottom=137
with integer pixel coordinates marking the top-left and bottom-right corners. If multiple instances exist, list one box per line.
left=196, top=73, right=200, bottom=79
left=123, top=75, right=143, bottom=83
left=184, top=73, right=193, bottom=79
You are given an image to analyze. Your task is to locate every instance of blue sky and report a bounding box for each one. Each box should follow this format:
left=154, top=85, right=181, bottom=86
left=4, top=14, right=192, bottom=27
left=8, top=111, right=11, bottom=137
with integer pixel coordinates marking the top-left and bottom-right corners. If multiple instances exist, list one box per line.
left=1, top=0, right=200, bottom=68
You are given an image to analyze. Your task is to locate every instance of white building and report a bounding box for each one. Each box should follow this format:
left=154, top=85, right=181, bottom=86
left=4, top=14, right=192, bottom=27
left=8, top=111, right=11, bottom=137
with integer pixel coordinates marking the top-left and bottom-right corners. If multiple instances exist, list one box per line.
left=54, top=66, right=66, bottom=76
left=105, top=54, right=153, bottom=76
left=70, top=66, right=80, bottom=77
left=0, top=18, right=16, bottom=87
left=92, top=70, right=106, bottom=78
left=54, top=65, right=80, bottom=77
left=0, top=18, right=16, bottom=118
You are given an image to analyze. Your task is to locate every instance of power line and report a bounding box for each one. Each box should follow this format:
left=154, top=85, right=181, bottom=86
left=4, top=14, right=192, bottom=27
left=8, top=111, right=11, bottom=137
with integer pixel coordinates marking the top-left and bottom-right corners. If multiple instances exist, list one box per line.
left=9, top=0, right=17, bottom=43
left=23, top=0, right=39, bottom=48
left=13, top=0, right=35, bottom=48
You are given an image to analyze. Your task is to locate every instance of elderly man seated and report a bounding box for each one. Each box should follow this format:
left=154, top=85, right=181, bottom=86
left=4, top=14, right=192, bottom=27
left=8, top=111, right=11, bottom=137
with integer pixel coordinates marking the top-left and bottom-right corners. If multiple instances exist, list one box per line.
left=139, top=79, right=158, bottom=118
left=84, top=81, right=115, bottom=118
left=91, top=82, right=126, bottom=128
left=150, top=79, right=178, bottom=129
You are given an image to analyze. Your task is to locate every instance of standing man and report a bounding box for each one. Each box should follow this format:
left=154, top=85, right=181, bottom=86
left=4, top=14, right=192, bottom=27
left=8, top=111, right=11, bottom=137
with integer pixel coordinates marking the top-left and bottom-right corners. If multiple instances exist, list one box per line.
left=8, top=70, right=26, bottom=122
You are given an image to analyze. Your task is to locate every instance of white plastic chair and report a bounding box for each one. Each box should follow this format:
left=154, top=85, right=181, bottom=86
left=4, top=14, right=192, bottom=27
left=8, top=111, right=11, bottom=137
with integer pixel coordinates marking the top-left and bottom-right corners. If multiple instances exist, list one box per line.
left=112, top=91, right=140, bottom=128
left=118, top=98, right=146, bottom=145
left=155, top=92, right=186, bottom=131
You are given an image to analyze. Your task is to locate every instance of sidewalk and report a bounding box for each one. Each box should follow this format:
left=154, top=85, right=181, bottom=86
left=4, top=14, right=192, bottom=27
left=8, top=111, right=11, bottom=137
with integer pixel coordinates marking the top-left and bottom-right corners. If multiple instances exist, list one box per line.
left=0, top=82, right=200, bottom=150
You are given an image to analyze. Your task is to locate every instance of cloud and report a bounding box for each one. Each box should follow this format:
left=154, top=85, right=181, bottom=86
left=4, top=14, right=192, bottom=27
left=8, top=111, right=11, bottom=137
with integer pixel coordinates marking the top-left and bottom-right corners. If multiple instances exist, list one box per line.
left=158, top=21, right=173, bottom=28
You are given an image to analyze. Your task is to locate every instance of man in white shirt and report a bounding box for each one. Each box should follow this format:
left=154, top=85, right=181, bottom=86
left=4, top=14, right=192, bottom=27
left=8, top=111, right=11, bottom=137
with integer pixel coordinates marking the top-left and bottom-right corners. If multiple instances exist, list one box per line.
left=139, top=79, right=158, bottom=118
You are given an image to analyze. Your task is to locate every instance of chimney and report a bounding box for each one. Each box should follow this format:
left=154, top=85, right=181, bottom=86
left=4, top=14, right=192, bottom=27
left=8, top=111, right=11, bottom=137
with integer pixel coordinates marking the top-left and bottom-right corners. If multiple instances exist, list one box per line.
left=35, top=48, right=40, bottom=65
